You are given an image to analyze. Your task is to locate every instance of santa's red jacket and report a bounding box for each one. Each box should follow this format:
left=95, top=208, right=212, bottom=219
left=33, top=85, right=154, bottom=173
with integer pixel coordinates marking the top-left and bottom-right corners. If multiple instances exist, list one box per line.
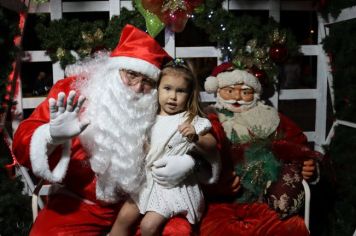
left=12, top=77, right=190, bottom=236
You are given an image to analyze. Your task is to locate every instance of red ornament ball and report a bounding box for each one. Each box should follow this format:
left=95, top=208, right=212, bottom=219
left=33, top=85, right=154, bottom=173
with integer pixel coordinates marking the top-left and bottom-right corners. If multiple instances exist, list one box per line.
left=163, top=9, right=189, bottom=33
left=269, top=43, right=288, bottom=63
left=248, top=66, right=268, bottom=86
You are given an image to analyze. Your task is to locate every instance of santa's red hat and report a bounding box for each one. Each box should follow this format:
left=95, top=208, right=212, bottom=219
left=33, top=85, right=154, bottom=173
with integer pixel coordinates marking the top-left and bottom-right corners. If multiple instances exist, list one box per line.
left=109, top=24, right=172, bottom=81
left=204, top=62, right=262, bottom=94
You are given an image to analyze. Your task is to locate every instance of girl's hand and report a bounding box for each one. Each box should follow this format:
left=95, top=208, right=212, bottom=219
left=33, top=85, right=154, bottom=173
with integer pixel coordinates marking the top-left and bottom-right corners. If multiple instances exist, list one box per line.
left=178, top=123, right=196, bottom=137
left=178, top=123, right=198, bottom=143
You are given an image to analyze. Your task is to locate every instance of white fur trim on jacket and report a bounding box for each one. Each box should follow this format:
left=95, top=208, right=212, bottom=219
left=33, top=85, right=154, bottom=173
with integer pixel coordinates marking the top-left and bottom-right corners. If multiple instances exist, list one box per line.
left=30, top=124, right=71, bottom=183
left=196, top=151, right=221, bottom=185
left=107, top=56, right=160, bottom=81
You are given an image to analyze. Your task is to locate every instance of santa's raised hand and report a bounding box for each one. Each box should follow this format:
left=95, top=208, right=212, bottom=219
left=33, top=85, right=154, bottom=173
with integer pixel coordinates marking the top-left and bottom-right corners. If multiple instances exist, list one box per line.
left=49, top=90, right=89, bottom=144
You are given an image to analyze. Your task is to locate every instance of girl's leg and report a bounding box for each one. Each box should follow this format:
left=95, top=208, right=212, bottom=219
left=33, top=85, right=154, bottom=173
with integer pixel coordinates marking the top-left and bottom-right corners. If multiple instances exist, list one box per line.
left=109, top=199, right=141, bottom=236
left=140, top=211, right=167, bottom=236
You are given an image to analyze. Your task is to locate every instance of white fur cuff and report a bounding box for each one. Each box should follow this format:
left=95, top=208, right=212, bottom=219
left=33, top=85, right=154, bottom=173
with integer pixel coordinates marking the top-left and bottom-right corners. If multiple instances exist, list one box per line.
left=198, top=152, right=221, bottom=185
left=30, top=124, right=71, bottom=183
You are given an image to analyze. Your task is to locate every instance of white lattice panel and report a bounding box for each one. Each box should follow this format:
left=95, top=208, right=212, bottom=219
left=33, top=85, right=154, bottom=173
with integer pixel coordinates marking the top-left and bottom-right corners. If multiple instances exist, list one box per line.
left=22, top=0, right=352, bottom=151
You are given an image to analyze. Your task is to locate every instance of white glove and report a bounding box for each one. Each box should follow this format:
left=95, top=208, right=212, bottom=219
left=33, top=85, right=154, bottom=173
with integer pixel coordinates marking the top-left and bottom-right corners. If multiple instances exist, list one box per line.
left=49, top=90, right=89, bottom=144
left=152, top=154, right=195, bottom=188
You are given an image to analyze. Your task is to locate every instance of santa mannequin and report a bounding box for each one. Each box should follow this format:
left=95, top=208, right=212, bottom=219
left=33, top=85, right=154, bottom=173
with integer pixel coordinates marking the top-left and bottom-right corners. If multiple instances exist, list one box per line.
left=199, top=62, right=320, bottom=236
left=12, top=25, right=205, bottom=235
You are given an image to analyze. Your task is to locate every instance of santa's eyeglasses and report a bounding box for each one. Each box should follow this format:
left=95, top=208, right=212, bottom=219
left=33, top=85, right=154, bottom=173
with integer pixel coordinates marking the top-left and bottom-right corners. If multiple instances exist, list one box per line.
left=220, top=85, right=254, bottom=97
left=120, top=69, right=156, bottom=88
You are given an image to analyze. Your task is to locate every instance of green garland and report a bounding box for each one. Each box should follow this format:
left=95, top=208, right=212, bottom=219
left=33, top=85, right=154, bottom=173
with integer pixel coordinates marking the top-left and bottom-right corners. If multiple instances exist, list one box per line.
left=35, top=8, right=145, bottom=69
left=234, top=141, right=280, bottom=203
left=322, top=126, right=356, bottom=236
left=191, top=0, right=300, bottom=86
left=0, top=144, right=32, bottom=235
left=0, top=7, right=19, bottom=114
left=35, top=0, right=300, bottom=87
left=323, top=19, right=356, bottom=123
left=321, top=14, right=356, bottom=236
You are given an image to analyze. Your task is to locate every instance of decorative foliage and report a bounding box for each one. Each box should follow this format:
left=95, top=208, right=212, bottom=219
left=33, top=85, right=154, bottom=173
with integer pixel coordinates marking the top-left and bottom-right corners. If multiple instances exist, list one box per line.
left=35, top=0, right=299, bottom=90
left=35, top=8, right=145, bottom=69
left=234, top=141, right=281, bottom=203
left=0, top=138, right=32, bottom=235
left=0, top=7, right=19, bottom=114
left=323, top=19, right=356, bottom=123
left=323, top=125, right=356, bottom=236
left=321, top=3, right=356, bottom=233
left=191, top=0, right=300, bottom=86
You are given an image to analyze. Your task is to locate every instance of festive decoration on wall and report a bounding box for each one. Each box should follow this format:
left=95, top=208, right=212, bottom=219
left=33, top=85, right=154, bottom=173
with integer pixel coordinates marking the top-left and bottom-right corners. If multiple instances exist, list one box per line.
left=135, top=0, right=165, bottom=37
left=0, top=143, right=32, bottom=236
left=35, top=8, right=145, bottom=69
left=0, top=7, right=32, bottom=235
left=191, top=0, right=299, bottom=87
left=35, top=0, right=299, bottom=89
left=322, top=125, right=356, bottom=236
left=138, top=0, right=203, bottom=33
left=321, top=17, right=356, bottom=236
left=235, top=141, right=281, bottom=203
left=323, top=19, right=356, bottom=123
left=0, top=7, right=19, bottom=116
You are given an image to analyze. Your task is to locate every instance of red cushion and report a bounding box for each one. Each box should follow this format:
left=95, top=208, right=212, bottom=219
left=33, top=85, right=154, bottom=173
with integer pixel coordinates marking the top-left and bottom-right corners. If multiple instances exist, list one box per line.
left=200, top=202, right=309, bottom=236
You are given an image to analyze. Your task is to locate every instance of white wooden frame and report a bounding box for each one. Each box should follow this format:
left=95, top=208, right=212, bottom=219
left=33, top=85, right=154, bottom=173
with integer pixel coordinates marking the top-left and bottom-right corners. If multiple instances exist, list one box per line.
left=17, top=0, right=356, bottom=231
left=20, top=0, right=341, bottom=152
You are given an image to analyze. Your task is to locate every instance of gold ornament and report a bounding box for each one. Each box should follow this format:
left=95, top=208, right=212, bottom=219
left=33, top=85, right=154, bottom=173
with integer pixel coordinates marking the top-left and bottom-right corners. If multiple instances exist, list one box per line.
left=78, top=47, right=92, bottom=57
left=94, top=28, right=104, bottom=41
left=254, top=48, right=265, bottom=59
left=270, top=28, right=287, bottom=44
left=82, top=32, right=94, bottom=44
left=56, top=47, right=65, bottom=60
left=162, top=0, right=187, bottom=13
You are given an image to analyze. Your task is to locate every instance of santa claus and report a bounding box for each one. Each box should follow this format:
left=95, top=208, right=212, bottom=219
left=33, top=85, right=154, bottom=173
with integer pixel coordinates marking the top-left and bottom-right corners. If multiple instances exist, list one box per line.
left=200, top=62, right=321, bottom=236
left=12, top=24, right=200, bottom=235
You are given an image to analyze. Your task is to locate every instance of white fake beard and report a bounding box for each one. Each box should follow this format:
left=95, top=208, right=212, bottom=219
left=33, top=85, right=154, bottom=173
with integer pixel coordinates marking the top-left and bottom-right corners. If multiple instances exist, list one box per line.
left=78, top=68, right=157, bottom=203
left=215, top=93, right=259, bottom=113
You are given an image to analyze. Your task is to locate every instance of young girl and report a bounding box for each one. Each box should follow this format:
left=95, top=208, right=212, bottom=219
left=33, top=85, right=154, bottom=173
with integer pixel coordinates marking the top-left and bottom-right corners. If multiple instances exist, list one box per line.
left=109, top=59, right=218, bottom=236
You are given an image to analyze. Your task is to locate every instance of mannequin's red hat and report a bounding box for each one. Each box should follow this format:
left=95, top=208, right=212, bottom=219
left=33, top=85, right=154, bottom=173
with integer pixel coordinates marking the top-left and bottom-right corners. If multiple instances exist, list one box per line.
left=205, top=62, right=262, bottom=94
left=109, top=24, right=172, bottom=81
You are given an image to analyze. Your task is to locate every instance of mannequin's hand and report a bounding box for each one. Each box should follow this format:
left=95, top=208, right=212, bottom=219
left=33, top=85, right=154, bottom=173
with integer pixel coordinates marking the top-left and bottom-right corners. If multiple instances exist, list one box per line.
left=302, top=159, right=316, bottom=180
left=49, top=90, right=89, bottom=144
left=152, top=154, right=195, bottom=188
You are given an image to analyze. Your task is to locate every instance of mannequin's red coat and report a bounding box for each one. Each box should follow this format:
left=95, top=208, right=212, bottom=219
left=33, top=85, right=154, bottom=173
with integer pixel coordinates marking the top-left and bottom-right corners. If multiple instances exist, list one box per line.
left=199, top=112, right=310, bottom=236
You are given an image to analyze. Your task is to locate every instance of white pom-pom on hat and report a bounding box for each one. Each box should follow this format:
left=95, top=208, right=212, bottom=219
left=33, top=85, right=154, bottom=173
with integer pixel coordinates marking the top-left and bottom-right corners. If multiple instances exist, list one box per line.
left=205, top=76, right=219, bottom=93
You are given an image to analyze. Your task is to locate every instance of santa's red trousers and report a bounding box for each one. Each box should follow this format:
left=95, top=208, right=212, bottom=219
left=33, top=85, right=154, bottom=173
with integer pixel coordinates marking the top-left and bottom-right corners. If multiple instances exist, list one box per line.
left=30, top=194, right=192, bottom=236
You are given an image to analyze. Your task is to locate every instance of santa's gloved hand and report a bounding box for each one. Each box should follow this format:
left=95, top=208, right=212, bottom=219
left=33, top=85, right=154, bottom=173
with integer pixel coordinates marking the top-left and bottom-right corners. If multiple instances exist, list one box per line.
left=48, top=90, right=89, bottom=144
left=152, top=154, right=195, bottom=188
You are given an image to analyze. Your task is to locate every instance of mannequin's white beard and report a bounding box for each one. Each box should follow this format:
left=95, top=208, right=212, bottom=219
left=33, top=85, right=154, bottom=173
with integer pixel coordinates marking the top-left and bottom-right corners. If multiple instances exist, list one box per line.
left=215, top=93, right=259, bottom=113
left=77, top=68, right=157, bottom=203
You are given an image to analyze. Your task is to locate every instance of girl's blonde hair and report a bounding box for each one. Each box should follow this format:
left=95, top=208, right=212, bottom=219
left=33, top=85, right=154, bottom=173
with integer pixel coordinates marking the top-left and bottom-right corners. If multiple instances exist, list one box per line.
left=158, top=60, right=205, bottom=123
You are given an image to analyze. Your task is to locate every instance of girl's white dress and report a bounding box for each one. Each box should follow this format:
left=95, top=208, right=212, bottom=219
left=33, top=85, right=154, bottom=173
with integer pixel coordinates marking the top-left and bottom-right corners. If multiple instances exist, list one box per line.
left=135, top=112, right=211, bottom=224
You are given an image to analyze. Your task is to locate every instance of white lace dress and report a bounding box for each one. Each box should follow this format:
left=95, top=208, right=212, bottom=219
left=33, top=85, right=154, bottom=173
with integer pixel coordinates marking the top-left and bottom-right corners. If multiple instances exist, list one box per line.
left=135, top=112, right=211, bottom=224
